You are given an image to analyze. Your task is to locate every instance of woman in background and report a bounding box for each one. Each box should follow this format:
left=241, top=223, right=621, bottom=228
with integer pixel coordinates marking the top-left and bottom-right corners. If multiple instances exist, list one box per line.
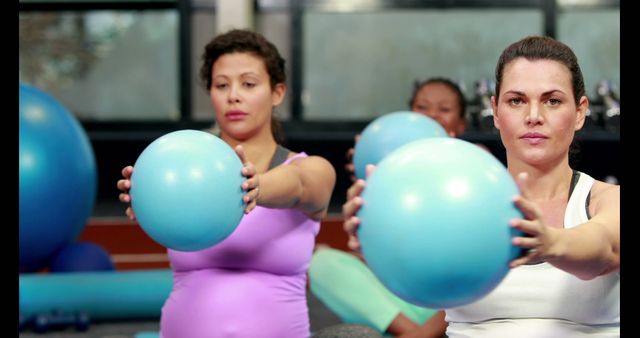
left=310, top=77, right=470, bottom=338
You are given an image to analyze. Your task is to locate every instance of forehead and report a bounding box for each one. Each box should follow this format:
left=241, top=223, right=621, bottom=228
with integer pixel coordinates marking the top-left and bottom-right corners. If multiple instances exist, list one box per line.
left=502, top=58, right=572, bottom=88
left=212, top=52, right=267, bottom=75
left=416, top=82, right=458, bottom=100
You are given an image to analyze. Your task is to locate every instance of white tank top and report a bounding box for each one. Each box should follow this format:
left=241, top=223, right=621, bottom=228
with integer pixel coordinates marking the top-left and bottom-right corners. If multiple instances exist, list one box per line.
left=445, top=171, right=620, bottom=337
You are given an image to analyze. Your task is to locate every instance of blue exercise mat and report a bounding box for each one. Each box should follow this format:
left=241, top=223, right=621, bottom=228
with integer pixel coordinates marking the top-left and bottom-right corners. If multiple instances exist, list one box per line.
left=20, top=269, right=173, bottom=320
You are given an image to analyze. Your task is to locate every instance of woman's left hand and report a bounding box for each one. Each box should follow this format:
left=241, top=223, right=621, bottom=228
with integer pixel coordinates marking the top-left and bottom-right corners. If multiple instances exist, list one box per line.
left=235, top=145, right=260, bottom=214
left=509, top=172, right=562, bottom=268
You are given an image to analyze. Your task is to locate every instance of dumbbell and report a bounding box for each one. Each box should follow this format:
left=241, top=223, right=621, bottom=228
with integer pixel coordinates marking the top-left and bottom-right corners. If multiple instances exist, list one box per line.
left=32, top=310, right=90, bottom=333
left=596, top=80, right=620, bottom=132
left=474, top=79, right=497, bottom=132
left=19, top=312, right=31, bottom=332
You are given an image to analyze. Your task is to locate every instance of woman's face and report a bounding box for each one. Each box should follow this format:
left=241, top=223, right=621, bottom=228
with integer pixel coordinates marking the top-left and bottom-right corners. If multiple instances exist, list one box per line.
left=210, top=52, right=285, bottom=141
left=492, top=57, right=587, bottom=167
left=411, top=82, right=465, bottom=137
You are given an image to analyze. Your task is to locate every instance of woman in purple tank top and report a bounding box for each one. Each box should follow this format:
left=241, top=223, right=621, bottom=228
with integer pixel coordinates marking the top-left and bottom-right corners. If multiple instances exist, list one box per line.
left=117, top=29, right=336, bottom=338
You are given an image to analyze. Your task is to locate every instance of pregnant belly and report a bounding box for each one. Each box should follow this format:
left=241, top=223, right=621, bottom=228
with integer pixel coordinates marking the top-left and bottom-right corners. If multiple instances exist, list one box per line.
left=160, top=268, right=310, bottom=338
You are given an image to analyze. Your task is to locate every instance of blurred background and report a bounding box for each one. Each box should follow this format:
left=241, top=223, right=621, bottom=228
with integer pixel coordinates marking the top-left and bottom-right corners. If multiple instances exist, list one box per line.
left=18, top=1, right=620, bottom=336
left=19, top=0, right=620, bottom=217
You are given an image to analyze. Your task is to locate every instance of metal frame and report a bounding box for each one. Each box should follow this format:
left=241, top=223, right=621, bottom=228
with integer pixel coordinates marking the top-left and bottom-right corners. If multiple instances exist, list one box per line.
left=19, top=0, right=619, bottom=141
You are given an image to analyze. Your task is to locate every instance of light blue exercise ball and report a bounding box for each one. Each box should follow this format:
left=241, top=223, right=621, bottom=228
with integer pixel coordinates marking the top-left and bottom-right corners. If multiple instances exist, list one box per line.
left=19, top=83, right=97, bottom=272
left=357, top=138, right=523, bottom=309
left=130, top=130, right=245, bottom=251
left=353, top=111, right=447, bottom=180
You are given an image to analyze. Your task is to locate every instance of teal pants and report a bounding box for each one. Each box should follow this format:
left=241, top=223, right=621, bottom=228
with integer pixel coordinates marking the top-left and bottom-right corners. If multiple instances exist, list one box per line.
left=309, top=247, right=437, bottom=334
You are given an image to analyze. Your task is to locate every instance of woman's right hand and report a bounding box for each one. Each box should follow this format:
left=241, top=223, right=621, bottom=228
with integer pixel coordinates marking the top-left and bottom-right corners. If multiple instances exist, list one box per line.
left=344, top=134, right=361, bottom=182
left=342, top=164, right=375, bottom=252
left=116, top=165, right=136, bottom=220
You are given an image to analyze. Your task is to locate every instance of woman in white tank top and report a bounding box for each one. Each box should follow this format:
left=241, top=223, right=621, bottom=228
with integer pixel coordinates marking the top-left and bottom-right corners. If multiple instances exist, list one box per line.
left=343, top=35, right=620, bottom=338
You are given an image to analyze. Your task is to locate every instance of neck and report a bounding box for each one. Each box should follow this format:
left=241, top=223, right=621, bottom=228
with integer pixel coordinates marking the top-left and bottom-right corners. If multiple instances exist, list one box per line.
left=508, top=158, right=573, bottom=201
left=221, top=129, right=277, bottom=174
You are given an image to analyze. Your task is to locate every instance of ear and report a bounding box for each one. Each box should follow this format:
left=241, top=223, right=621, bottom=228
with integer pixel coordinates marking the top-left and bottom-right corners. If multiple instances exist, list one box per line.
left=575, top=95, right=588, bottom=131
left=272, top=83, right=287, bottom=107
left=491, top=95, right=500, bottom=130
left=455, top=117, right=466, bottom=137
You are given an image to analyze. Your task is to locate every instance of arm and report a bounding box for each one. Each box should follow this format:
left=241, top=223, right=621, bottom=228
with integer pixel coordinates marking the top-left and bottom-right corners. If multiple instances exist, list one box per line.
left=237, top=145, right=336, bottom=221
left=510, top=173, right=620, bottom=280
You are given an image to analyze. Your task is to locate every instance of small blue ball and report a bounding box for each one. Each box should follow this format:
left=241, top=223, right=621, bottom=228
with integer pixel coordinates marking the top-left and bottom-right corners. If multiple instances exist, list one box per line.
left=358, top=138, right=523, bottom=308
left=353, top=111, right=447, bottom=180
left=130, top=130, right=245, bottom=251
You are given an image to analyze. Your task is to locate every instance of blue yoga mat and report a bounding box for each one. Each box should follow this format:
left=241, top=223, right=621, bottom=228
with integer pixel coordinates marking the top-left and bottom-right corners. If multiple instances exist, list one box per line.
left=20, top=269, right=173, bottom=320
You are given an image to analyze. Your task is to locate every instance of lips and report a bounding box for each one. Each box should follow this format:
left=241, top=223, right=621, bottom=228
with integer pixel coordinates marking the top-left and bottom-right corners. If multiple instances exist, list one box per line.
left=520, top=132, right=547, bottom=145
left=225, top=110, right=247, bottom=121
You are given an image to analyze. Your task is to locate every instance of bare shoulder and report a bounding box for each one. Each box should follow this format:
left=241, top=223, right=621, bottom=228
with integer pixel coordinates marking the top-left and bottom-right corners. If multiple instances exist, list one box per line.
left=290, top=155, right=335, bottom=171
left=591, top=180, right=620, bottom=212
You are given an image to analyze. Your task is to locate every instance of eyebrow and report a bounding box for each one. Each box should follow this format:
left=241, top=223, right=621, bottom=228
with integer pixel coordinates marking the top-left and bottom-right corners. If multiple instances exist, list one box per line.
left=213, top=72, right=261, bottom=80
left=503, top=89, right=565, bottom=97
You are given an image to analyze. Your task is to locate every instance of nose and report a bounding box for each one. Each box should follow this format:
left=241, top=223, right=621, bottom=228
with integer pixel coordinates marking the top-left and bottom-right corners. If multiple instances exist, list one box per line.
left=419, top=109, right=438, bottom=121
left=227, top=83, right=240, bottom=104
left=525, top=103, right=542, bottom=125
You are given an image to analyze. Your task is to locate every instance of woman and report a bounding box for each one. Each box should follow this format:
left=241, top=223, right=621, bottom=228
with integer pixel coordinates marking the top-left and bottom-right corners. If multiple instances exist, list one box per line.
left=117, top=29, right=336, bottom=338
left=310, top=78, right=469, bottom=338
left=344, top=77, right=468, bottom=181
left=343, top=36, right=619, bottom=337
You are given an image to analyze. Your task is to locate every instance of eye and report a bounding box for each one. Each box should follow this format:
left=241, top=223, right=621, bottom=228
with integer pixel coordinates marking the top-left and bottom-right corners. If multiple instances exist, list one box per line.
left=214, top=83, right=228, bottom=90
left=547, top=98, right=561, bottom=105
left=243, top=82, right=256, bottom=88
left=508, top=97, right=524, bottom=105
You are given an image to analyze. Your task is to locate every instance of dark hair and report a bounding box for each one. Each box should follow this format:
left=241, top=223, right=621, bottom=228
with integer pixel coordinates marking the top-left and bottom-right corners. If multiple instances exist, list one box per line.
left=408, top=77, right=467, bottom=119
left=199, top=29, right=286, bottom=143
left=494, top=35, right=585, bottom=105
left=494, top=35, right=584, bottom=162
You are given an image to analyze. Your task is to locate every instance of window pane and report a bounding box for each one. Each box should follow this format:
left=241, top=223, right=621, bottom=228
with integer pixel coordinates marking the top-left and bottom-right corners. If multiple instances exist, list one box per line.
left=557, top=9, right=620, bottom=99
left=302, top=9, right=543, bottom=121
left=19, top=10, right=179, bottom=121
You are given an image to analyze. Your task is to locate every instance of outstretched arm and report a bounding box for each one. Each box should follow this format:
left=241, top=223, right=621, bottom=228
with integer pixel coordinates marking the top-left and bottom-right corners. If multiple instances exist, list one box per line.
left=236, top=145, right=336, bottom=221
left=510, top=173, right=620, bottom=280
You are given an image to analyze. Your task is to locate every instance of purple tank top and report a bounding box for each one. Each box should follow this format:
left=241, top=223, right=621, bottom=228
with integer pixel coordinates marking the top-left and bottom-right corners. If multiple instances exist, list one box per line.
left=160, top=153, right=320, bottom=338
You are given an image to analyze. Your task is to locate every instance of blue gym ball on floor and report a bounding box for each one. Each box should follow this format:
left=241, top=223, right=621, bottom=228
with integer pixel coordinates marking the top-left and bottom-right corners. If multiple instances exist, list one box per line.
left=19, top=83, right=97, bottom=272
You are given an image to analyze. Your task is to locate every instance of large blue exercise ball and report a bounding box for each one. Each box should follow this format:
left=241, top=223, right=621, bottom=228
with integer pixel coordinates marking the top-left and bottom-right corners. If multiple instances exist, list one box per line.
left=353, top=111, right=447, bottom=180
left=357, top=138, right=523, bottom=309
left=130, top=130, right=245, bottom=251
left=19, top=83, right=97, bottom=272
left=50, top=242, right=115, bottom=272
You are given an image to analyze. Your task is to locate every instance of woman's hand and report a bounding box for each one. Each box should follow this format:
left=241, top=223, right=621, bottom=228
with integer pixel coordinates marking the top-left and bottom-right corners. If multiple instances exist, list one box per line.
left=344, top=133, right=361, bottom=182
left=116, top=165, right=136, bottom=220
left=342, top=164, right=375, bottom=252
left=509, top=172, right=562, bottom=268
left=235, top=145, right=260, bottom=214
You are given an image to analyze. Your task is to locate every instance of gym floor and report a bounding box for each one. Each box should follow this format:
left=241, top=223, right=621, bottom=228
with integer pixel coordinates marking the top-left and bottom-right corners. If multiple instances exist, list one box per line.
left=19, top=201, right=345, bottom=338
left=19, top=292, right=343, bottom=338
